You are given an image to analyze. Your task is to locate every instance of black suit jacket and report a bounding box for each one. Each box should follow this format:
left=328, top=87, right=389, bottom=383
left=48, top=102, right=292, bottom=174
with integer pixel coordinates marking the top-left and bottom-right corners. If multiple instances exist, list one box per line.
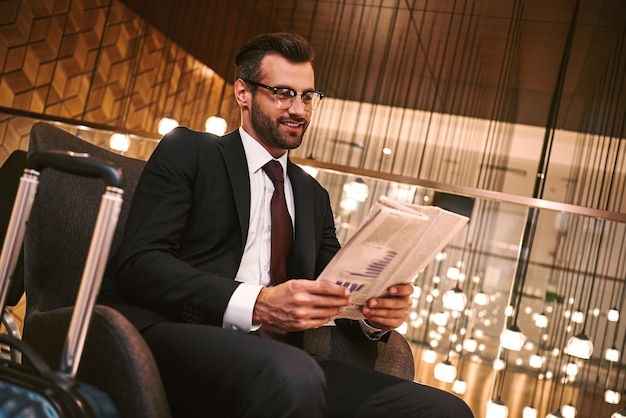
left=113, top=127, right=341, bottom=331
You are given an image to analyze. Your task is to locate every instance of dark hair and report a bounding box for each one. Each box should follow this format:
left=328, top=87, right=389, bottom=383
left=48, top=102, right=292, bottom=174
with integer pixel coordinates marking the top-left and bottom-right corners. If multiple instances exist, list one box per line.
left=234, top=32, right=315, bottom=83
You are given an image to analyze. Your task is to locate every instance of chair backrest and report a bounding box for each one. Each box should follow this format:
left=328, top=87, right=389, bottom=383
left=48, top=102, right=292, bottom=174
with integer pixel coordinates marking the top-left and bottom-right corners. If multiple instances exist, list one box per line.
left=22, top=122, right=170, bottom=418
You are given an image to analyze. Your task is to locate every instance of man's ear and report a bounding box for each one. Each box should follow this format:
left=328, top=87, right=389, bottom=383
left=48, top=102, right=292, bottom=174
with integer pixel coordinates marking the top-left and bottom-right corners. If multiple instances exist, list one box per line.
left=234, top=79, right=249, bottom=108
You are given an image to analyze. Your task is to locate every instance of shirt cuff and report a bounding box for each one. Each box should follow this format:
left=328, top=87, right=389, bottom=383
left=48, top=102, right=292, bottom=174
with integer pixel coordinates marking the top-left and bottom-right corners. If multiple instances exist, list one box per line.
left=359, top=319, right=389, bottom=340
left=223, top=283, right=264, bottom=333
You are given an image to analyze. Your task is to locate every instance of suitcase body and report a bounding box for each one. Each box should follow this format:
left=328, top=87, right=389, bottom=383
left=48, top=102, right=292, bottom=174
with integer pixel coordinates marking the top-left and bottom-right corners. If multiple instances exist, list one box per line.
left=0, top=150, right=124, bottom=417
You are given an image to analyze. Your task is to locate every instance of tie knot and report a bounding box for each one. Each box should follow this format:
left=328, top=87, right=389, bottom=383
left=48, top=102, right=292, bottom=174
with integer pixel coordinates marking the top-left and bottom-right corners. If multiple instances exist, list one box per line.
left=263, top=160, right=284, bottom=184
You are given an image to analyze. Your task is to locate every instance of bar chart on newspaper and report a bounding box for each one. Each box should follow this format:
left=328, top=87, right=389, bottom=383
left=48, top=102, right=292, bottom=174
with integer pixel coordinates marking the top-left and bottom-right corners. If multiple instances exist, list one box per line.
left=318, top=195, right=469, bottom=320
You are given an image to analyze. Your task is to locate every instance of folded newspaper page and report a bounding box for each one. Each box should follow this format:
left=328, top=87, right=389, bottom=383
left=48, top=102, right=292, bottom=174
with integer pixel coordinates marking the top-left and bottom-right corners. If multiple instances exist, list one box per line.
left=318, top=195, right=469, bottom=320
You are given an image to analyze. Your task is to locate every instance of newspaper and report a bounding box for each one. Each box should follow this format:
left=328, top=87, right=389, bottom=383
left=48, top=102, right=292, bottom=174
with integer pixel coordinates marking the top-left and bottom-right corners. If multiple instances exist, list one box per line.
left=318, top=195, right=469, bottom=320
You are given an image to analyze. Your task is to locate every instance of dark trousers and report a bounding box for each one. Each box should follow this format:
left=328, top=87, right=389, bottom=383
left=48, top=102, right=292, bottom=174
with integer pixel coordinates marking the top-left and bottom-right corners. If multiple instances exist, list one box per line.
left=142, top=323, right=474, bottom=418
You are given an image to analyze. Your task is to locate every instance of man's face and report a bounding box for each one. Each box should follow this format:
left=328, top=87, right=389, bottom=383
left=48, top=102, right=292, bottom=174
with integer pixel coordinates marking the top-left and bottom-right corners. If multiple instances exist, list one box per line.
left=246, top=54, right=316, bottom=155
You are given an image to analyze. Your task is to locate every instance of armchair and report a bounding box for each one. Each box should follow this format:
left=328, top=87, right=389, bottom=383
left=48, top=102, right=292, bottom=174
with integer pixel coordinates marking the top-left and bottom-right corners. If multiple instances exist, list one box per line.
left=20, top=122, right=415, bottom=417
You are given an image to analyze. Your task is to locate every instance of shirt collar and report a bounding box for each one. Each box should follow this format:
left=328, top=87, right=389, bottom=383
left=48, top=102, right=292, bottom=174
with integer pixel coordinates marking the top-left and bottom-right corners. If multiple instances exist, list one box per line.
left=239, top=127, right=288, bottom=175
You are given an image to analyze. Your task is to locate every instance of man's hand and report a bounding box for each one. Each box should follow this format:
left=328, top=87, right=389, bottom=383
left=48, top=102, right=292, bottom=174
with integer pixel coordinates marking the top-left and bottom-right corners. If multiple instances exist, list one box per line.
left=360, top=283, right=413, bottom=331
left=253, top=280, right=351, bottom=332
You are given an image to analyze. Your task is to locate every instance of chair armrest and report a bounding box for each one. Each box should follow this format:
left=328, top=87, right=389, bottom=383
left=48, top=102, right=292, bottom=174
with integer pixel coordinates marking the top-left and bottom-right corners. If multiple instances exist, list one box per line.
left=299, top=325, right=415, bottom=381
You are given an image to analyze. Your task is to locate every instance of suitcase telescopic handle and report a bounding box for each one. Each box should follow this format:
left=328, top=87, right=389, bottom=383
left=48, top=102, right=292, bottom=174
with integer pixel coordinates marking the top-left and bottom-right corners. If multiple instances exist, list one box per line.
left=26, top=150, right=123, bottom=189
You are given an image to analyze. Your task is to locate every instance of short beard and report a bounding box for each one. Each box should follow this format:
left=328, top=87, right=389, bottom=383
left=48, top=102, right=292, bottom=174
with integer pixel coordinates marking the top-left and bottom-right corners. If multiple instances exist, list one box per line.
left=250, top=97, right=307, bottom=150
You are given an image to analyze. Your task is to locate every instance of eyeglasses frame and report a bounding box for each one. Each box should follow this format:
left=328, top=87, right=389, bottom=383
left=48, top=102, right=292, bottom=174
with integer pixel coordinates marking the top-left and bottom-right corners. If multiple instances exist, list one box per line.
left=241, top=79, right=325, bottom=110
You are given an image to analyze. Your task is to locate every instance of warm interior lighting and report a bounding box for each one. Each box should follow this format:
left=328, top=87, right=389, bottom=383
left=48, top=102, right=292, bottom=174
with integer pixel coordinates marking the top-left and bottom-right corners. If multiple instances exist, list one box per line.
left=534, top=312, right=548, bottom=328
left=607, top=308, right=619, bottom=322
left=474, top=291, right=489, bottom=306
left=564, top=361, right=578, bottom=377
left=561, top=403, right=576, bottom=418
left=452, top=379, right=467, bottom=394
left=605, top=346, right=620, bottom=362
left=422, top=349, right=437, bottom=364
left=486, top=399, right=509, bottom=418
left=605, top=389, right=621, bottom=404
left=433, top=360, right=456, bottom=383
left=611, top=408, right=626, bottom=418
left=442, top=285, right=467, bottom=311
left=546, top=411, right=564, bottom=418
left=463, top=338, right=477, bottom=353
left=205, top=115, right=228, bottom=135
left=343, top=178, right=369, bottom=202
left=566, top=333, right=593, bottom=359
left=529, top=354, right=543, bottom=369
left=522, top=406, right=538, bottom=418
left=500, top=324, right=526, bottom=351
left=158, top=117, right=179, bottom=135
left=109, top=133, right=130, bottom=153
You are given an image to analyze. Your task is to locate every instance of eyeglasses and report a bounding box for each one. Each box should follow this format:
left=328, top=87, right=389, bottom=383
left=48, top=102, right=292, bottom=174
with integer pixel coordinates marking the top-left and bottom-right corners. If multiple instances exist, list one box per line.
left=242, top=79, right=324, bottom=111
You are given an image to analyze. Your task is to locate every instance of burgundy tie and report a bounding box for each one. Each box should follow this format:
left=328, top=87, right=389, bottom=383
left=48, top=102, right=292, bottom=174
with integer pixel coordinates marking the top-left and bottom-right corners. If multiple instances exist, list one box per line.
left=263, top=160, right=293, bottom=285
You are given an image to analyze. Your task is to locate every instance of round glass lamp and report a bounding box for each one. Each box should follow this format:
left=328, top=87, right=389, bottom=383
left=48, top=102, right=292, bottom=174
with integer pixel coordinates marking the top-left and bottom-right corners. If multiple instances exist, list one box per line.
left=442, top=286, right=467, bottom=311
left=605, top=389, right=621, bottom=404
left=605, top=346, right=620, bottom=362
left=566, top=333, right=593, bottom=359
left=561, top=403, right=576, bottom=418
left=523, top=406, right=538, bottom=418
left=433, top=360, right=456, bottom=383
left=500, top=324, right=526, bottom=351
left=611, top=408, right=626, bottom=418
left=452, top=379, right=467, bottom=395
left=486, top=399, right=509, bottom=418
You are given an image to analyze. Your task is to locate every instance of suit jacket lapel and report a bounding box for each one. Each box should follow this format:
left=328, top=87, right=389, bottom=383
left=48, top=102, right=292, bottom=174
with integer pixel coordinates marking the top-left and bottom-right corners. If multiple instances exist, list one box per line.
left=217, top=131, right=250, bottom=248
left=287, top=160, right=316, bottom=278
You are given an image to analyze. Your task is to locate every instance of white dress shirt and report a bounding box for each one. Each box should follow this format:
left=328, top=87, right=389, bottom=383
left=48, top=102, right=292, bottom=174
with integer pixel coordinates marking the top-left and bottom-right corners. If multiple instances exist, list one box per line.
left=222, top=127, right=294, bottom=332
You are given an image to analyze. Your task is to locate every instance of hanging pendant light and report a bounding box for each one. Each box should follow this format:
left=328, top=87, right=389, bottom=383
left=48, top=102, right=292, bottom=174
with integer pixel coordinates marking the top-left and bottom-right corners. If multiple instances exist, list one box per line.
left=523, top=406, right=538, bottom=418
left=604, top=388, right=621, bottom=404
left=561, top=403, right=576, bottom=418
left=546, top=411, right=564, bottom=418
left=611, top=408, right=626, bottom=418
left=534, top=312, right=549, bottom=328
left=433, top=359, right=456, bottom=383
left=422, top=349, right=437, bottom=364
left=486, top=398, right=509, bottom=418
left=452, top=379, right=467, bottom=394
left=605, top=346, right=620, bottom=362
left=500, top=324, right=526, bottom=351
left=529, top=353, right=543, bottom=369
left=443, top=285, right=467, bottom=311
left=566, top=332, right=593, bottom=359
left=607, top=307, right=619, bottom=322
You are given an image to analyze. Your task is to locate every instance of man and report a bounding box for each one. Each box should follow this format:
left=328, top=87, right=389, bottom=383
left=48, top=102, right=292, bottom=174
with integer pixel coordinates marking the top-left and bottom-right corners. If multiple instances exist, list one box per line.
left=111, top=32, right=473, bottom=418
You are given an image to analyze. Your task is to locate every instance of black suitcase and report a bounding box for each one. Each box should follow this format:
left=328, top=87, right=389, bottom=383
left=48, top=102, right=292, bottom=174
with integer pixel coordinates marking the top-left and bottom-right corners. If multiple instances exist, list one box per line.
left=0, top=150, right=123, bottom=417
